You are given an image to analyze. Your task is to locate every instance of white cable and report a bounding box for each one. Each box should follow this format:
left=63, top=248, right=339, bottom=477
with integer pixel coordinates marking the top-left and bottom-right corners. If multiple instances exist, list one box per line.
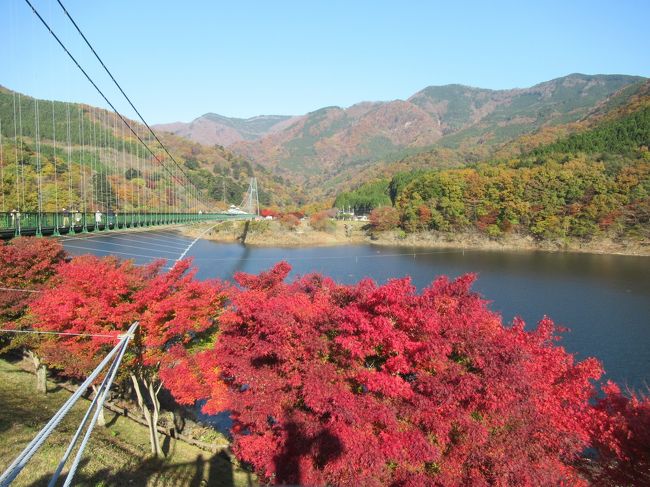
left=60, top=239, right=183, bottom=255
left=61, top=244, right=164, bottom=260
left=0, top=329, right=117, bottom=339
left=176, top=223, right=219, bottom=261
left=69, top=233, right=189, bottom=250
left=0, top=323, right=137, bottom=486
left=47, top=338, right=124, bottom=487
left=59, top=323, right=136, bottom=487
left=0, top=287, right=42, bottom=293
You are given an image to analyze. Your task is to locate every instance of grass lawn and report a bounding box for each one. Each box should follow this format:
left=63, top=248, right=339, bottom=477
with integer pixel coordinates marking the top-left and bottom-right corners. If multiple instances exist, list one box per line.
left=0, top=359, right=256, bottom=487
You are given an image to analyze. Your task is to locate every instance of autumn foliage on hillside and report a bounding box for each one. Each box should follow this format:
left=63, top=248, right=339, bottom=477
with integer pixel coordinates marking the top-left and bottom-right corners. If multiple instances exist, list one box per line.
left=179, top=262, right=604, bottom=486
left=309, top=210, right=336, bottom=232
left=335, top=101, right=650, bottom=242
left=279, top=213, right=300, bottom=230
left=369, top=206, right=400, bottom=231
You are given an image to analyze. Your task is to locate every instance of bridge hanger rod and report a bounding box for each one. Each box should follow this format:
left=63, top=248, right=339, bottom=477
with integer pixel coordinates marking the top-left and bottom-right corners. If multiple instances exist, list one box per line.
left=56, top=0, right=204, bottom=208
left=23, top=0, right=206, bottom=211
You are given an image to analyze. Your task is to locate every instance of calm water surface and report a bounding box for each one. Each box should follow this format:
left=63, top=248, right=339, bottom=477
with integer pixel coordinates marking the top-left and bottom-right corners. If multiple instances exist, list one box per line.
left=62, top=229, right=650, bottom=390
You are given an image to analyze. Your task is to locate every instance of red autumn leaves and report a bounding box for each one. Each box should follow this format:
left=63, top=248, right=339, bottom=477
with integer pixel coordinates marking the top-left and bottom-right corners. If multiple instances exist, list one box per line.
left=203, top=265, right=601, bottom=485
left=1, top=237, right=649, bottom=486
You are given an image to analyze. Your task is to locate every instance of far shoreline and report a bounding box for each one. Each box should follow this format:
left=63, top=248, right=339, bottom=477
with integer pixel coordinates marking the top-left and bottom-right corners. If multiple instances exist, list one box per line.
left=180, top=220, right=650, bottom=258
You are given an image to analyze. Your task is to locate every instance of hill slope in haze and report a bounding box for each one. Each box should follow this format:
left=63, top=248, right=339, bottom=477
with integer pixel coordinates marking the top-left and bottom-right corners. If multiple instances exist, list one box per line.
left=153, top=113, right=296, bottom=146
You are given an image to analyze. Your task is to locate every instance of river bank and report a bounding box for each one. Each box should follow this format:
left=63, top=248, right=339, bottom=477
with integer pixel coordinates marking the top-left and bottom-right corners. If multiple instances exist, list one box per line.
left=372, top=229, right=650, bottom=256
left=187, top=219, right=369, bottom=247
left=181, top=220, right=649, bottom=256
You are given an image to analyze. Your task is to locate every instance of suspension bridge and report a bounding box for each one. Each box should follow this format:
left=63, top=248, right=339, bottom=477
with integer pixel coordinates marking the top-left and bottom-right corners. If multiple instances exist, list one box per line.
left=0, top=175, right=260, bottom=239
left=0, top=0, right=261, bottom=241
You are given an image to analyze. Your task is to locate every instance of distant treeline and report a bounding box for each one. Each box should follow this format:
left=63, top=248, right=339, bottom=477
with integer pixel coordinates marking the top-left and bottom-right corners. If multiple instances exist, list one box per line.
left=333, top=179, right=391, bottom=214
left=394, top=156, right=649, bottom=240
left=529, top=106, right=649, bottom=157
left=334, top=104, right=650, bottom=241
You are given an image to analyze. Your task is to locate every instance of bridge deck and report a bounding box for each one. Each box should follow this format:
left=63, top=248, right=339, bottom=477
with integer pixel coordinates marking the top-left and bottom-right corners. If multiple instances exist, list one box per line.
left=0, top=211, right=254, bottom=239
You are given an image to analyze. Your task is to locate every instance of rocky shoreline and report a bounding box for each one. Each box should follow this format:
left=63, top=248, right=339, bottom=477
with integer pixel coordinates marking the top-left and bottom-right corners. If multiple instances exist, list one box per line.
left=181, top=220, right=649, bottom=257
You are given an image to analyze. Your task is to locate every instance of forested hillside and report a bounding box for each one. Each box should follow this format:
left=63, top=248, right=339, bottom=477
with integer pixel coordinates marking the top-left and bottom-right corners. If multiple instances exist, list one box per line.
left=229, top=74, right=645, bottom=198
left=0, top=87, right=298, bottom=213
left=5, top=76, right=646, bottom=217
left=335, top=94, right=650, bottom=243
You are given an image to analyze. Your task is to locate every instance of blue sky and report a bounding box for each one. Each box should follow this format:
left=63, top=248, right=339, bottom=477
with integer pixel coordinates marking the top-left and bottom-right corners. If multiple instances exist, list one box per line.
left=1, top=0, right=648, bottom=123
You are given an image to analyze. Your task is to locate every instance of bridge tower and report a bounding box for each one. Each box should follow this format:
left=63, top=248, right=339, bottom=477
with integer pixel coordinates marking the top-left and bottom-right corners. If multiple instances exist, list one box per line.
left=240, top=178, right=260, bottom=216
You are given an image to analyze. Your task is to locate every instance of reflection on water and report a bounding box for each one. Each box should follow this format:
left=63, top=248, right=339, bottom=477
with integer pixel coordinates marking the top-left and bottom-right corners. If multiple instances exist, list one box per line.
left=64, top=231, right=650, bottom=390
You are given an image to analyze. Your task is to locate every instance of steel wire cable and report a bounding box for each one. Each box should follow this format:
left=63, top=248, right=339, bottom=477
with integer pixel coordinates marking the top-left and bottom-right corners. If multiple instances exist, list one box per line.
left=0, top=328, right=117, bottom=338
left=0, top=323, right=137, bottom=486
left=50, top=323, right=135, bottom=487
left=0, top=117, right=4, bottom=212
left=23, top=0, right=205, bottom=212
left=61, top=324, right=135, bottom=487
left=56, top=0, right=205, bottom=208
left=46, top=350, right=119, bottom=487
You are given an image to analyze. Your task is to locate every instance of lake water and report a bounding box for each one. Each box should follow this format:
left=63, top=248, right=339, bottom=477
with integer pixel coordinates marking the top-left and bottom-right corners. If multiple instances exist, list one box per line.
left=61, top=228, right=650, bottom=390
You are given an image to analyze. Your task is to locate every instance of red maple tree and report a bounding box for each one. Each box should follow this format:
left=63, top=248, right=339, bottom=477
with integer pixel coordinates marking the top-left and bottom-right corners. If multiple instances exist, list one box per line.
left=0, top=237, right=67, bottom=392
left=588, top=382, right=650, bottom=485
left=260, top=208, right=280, bottom=218
left=11, top=248, right=649, bottom=484
left=27, top=255, right=226, bottom=455
left=369, top=206, right=400, bottom=231
left=279, top=213, right=300, bottom=230
left=0, top=237, right=67, bottom=323
left=186, top=262, right=604, bottom=486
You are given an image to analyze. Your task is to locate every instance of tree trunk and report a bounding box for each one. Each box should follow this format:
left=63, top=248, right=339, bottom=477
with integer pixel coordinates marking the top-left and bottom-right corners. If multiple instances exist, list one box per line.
left=92, top=384, right=106, bottom=426
left=131, top=373, right=163, bottom=457
left=28, top=351, right=47, bottom=394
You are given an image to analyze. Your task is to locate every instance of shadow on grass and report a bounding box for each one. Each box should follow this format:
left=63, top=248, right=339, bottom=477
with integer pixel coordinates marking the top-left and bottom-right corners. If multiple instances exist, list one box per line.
left=104, top=412, right=120, bottom=428
left=0, top=388, right=62, bottom=435
left=161, top=434, right=178, bottom=458
left=25, top=451, right=246, bottom=487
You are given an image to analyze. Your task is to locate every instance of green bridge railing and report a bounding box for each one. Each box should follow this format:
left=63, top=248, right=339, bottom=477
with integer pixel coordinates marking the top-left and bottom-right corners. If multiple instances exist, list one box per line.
left=0, top=211, right=255, bottom=238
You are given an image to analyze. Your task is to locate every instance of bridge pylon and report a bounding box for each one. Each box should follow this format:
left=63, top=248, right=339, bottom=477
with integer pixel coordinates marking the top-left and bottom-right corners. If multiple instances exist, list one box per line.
left=240, top=178, right=260, bottom=216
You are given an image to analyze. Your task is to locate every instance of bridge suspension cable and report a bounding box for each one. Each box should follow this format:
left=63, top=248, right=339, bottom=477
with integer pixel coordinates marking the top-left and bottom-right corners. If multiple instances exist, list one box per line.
left=22, top=0, right=205, bottom=213
left=1, top=2, right=260, bottom=238
left=0, top=118, right=4, bottom=212
left=51, top=100, right=59, bottom=234
left=55, top=0, right=203, bottom=212
left=239, top=177, right=260, bottom=216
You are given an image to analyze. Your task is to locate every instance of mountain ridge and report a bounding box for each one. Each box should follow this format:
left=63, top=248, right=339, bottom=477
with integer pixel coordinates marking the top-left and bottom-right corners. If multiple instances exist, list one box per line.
left=153, top=73, right=645, bottom=147
left=230, top=74, right=646, bottom=190
left=153, top=74, right=647, bottom=200
left=154, top=113, right=297, bottom=147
